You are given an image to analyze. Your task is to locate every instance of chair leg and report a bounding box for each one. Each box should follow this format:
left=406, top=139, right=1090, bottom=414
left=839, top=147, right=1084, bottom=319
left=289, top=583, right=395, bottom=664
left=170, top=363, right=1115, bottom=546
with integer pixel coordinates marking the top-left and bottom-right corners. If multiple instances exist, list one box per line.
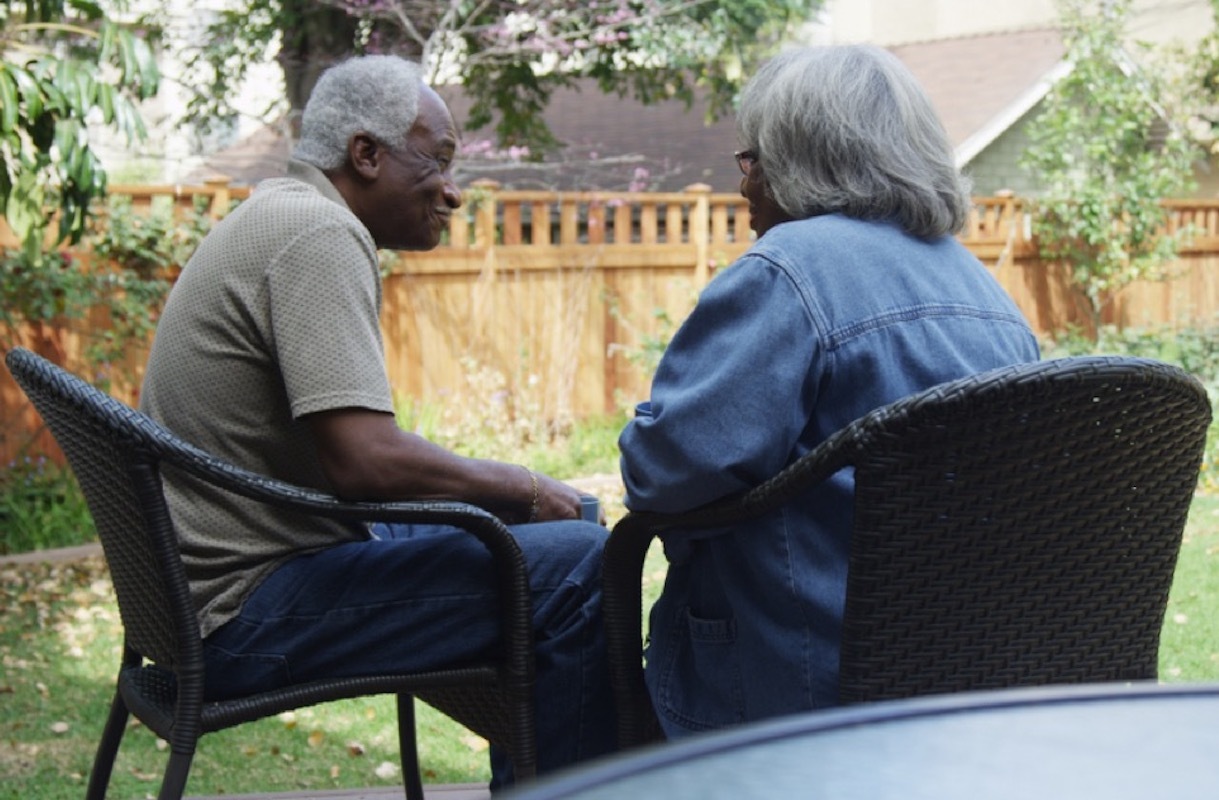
left=510, top=693, right=538, bottom=782
left=398, top=694, right=424, bottom=800
left=86, top=690, right=130, bottom=800
left=157, top=749, right=196, bottom=800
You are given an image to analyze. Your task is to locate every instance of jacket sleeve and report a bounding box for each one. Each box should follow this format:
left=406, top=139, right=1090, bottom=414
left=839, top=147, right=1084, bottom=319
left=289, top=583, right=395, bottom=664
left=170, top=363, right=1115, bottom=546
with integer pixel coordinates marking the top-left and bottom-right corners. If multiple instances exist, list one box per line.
left=619, top=255, right=821, bottom=514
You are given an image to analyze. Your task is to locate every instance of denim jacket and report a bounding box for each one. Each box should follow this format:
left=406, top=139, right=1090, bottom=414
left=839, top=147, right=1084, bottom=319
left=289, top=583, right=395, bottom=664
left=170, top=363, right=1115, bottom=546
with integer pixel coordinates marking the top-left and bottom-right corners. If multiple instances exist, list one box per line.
left=618, top=214, right=1040, bottom=737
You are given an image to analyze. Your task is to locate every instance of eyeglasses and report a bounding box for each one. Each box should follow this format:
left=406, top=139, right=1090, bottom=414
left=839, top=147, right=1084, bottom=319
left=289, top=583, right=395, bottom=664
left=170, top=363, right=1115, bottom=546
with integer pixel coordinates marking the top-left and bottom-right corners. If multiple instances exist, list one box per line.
left=384, top=144, right=454, bottom=176
left=734, top=149, right=759, bottom=176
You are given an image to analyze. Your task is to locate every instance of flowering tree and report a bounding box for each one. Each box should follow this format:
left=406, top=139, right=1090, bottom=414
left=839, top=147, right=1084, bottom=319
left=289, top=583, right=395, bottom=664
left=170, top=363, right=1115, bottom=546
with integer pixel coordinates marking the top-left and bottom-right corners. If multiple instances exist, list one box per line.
left=179, top=0, right=818, bottom=153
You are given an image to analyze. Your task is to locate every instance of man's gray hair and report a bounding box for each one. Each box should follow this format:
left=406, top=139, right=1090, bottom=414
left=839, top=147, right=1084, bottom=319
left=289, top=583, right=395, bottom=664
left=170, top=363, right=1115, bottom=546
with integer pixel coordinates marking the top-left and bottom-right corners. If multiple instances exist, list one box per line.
left=737, top=44, right=971, bottom=239
left=293, top=55, right=425, bottom=170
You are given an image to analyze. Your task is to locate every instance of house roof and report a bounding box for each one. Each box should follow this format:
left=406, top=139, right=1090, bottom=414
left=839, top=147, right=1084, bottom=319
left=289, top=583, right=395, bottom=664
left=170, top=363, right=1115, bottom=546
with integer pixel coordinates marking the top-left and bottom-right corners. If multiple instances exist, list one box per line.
left=433, top=83, right=742, bottom=193
left=190, top=28, right=1067, bottom=191
left=888, top=28, right=1066, bottom=164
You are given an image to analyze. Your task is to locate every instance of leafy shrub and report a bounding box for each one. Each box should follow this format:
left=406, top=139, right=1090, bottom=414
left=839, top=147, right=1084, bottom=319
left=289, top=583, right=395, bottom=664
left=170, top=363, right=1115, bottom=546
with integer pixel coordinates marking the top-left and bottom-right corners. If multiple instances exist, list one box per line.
left=0, top=249, right=96, bottom=325
left=1, top=195, right=215, bottom=391
left=0, top=456, right=95, bottom=554
left=82, top=196, right=214, bottom=378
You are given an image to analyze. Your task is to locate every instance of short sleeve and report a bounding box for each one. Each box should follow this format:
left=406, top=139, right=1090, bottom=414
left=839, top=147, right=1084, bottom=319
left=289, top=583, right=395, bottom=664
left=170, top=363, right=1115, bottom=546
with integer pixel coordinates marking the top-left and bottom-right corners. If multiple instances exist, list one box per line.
left=265, top=220, right=393, bottom=419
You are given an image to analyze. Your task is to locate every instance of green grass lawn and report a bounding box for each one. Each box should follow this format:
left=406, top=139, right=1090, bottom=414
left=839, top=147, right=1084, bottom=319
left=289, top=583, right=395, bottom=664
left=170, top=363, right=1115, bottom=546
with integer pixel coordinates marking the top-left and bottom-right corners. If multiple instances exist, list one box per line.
left=3, top=492, right=1218, bottom=800
left=0, top=557, right=497, bottom=800
left=1159, top=493, right=1219, bottom=678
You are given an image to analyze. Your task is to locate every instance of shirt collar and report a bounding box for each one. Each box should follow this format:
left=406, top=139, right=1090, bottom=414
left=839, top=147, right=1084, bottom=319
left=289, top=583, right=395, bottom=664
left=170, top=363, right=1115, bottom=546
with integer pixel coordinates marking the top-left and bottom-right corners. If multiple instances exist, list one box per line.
left=285, top=159, right=350, bottom=210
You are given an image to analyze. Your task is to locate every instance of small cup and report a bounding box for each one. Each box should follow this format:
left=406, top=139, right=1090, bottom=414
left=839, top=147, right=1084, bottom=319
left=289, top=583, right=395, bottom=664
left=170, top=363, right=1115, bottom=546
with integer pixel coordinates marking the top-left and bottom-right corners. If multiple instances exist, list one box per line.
left=580, top=494, right=601, bottom=524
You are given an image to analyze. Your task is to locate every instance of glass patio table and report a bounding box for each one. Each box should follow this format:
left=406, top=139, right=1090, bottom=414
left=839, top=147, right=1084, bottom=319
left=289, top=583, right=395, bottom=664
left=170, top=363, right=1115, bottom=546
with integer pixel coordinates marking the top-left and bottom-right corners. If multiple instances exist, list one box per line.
left=508, top=682, right=1219, bottom=799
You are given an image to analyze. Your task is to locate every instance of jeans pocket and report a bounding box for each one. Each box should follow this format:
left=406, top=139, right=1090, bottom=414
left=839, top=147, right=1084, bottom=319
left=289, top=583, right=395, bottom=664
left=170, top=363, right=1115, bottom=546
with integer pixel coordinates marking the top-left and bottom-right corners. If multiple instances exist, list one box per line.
left=202, top=642, right=292, bottom=700
left=653, top=607, right=745, bottom=733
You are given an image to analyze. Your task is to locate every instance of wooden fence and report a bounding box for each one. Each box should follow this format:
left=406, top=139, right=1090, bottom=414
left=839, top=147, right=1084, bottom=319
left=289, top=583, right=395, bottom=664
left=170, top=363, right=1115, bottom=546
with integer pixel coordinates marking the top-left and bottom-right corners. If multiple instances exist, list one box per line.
left=4, top=180, right=1219, bottom=466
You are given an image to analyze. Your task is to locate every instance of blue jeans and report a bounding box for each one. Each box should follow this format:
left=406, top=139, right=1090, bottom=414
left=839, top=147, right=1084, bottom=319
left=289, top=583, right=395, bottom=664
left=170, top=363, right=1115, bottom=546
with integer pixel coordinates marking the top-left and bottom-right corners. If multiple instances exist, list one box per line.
left=201, top=520, right=617, bottom=788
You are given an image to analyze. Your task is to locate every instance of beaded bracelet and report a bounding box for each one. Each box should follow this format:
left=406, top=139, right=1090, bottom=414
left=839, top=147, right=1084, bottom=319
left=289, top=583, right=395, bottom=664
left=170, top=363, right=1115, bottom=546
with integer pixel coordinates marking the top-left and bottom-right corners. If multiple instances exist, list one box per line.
left=520, top=464, right=540, bottom=523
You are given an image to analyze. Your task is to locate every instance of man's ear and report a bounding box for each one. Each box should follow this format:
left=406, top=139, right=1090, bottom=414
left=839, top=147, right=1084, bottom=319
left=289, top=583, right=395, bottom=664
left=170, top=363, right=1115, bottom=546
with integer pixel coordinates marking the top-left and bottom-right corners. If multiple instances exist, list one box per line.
left=348, top=133, right=381, bottom=180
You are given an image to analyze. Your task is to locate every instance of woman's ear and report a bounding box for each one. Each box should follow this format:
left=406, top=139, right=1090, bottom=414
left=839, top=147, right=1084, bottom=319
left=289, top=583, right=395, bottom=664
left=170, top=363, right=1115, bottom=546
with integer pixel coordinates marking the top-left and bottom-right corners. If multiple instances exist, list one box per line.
left=348, top=133, right=381, bottom=180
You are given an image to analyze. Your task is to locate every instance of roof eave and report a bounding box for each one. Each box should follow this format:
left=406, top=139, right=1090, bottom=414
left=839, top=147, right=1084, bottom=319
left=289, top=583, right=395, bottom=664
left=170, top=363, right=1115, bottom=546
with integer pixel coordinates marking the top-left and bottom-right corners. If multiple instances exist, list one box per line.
left=955, top=59, right=1072, bottom=167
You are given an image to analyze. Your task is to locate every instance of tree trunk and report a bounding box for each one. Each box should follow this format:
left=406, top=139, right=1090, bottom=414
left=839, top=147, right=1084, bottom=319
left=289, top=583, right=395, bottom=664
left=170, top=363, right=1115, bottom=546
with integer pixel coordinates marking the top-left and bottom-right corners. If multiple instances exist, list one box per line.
left=274, top=1, right=363, bottom=137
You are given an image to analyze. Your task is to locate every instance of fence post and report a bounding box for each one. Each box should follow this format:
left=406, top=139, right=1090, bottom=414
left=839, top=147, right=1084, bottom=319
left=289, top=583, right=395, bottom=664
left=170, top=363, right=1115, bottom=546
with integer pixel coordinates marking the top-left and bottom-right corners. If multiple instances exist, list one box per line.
left=204, top=176, right=233, bottom=221
left=470, top=179, right=501, bottom=248
left=685, top=183, right=712, bottom=285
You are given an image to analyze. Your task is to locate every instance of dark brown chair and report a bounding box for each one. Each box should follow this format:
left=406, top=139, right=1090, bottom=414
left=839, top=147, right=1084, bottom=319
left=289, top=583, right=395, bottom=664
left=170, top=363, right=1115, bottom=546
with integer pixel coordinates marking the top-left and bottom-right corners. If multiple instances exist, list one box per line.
left=604, top=356, right=1212, bottom=749
left=5, top=346, right=536, bottom=800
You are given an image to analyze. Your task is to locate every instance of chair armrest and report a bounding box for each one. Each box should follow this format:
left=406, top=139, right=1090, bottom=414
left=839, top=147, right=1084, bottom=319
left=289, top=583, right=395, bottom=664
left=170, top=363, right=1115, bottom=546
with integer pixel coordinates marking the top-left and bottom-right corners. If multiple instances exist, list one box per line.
left=135, top=406, right=515, bottom=549
left=603, top=512, right=664, bottom=748
left=618, top=420, right=860, bottom=536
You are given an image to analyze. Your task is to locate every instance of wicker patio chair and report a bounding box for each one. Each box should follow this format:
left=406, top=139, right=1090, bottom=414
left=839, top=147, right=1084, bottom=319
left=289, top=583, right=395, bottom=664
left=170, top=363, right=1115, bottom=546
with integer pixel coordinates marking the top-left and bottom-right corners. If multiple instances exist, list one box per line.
left=603, top=356, right=1212, bottom=750
left=5, top=346, right=537, bottom=800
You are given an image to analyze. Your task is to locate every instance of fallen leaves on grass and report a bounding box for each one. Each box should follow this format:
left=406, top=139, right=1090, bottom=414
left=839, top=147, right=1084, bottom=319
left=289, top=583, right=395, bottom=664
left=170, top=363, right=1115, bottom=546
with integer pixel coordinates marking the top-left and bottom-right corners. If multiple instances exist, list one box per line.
left=130, top=766, right=159, bottom=782
left=0, top=556, right=116, bottom=653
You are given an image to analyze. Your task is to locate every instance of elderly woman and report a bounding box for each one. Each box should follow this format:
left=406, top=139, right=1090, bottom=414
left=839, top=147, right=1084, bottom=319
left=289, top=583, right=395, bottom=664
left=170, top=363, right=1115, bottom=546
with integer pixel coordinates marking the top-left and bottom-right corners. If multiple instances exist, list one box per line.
left=618, top=44, right=1041, bottom=738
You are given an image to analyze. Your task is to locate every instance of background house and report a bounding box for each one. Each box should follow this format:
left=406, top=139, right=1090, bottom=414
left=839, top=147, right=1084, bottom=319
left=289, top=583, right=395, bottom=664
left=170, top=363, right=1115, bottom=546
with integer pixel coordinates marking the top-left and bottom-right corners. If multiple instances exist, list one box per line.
left=886, top=28, right=1068, bottom=196
left=114, top=0, right=1218, bottom=197
left=814, top=0, right=1218, bottom=196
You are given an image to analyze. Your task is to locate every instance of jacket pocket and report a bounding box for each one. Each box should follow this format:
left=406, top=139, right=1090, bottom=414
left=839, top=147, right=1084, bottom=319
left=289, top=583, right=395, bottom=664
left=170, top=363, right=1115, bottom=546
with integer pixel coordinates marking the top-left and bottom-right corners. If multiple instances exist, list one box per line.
left=652, top=607, right=746, bottom=733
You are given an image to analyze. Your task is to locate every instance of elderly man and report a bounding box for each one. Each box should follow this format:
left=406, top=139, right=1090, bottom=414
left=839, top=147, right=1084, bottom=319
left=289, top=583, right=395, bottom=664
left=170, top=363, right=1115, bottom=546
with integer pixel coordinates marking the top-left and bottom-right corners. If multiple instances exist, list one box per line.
left=140, top=55, right=615, bottom=787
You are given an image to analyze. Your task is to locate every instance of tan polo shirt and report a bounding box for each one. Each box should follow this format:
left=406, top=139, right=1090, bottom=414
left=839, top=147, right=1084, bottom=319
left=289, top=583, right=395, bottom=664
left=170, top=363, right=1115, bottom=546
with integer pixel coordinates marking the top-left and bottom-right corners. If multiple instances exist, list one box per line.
left=140, top=160, right=393, bottom=637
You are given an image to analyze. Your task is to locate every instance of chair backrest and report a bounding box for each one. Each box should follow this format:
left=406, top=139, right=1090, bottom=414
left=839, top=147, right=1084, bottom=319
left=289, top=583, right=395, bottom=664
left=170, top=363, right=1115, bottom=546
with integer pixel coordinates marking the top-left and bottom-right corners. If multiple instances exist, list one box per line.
left=5, top=347, right=202, bottom=669
left=604, top=355, right=1212, bottom=747
left=835, top=356, right=1212, bottom=702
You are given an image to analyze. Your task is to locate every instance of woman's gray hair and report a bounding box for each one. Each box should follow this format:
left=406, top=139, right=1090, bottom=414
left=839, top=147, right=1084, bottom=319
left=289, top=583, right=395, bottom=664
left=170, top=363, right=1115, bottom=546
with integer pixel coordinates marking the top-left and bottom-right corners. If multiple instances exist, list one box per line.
left=737, top=44, right=971, bottom=238
left=293, top=55, right=424, bottom=171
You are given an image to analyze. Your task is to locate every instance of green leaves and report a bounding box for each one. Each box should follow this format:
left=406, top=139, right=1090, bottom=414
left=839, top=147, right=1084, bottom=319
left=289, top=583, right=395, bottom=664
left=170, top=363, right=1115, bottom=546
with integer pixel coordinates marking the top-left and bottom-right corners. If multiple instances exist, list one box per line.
left=0, top=68, right=19, bottom=132
left=0, top=2, right=159, bottom=282
left=4, top=170, right=47, bottom=259
left=0, top=1, right=163, bottom=375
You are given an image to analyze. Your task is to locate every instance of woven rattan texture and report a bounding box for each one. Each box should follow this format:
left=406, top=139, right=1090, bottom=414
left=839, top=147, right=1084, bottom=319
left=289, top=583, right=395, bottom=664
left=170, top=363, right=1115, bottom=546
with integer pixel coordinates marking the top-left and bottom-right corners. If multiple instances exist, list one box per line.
left=837, top=359, right=1210, bottom=702
left=13, top=366, right=182, bottom=665
left=603, top=356, right=1211, bottom=749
